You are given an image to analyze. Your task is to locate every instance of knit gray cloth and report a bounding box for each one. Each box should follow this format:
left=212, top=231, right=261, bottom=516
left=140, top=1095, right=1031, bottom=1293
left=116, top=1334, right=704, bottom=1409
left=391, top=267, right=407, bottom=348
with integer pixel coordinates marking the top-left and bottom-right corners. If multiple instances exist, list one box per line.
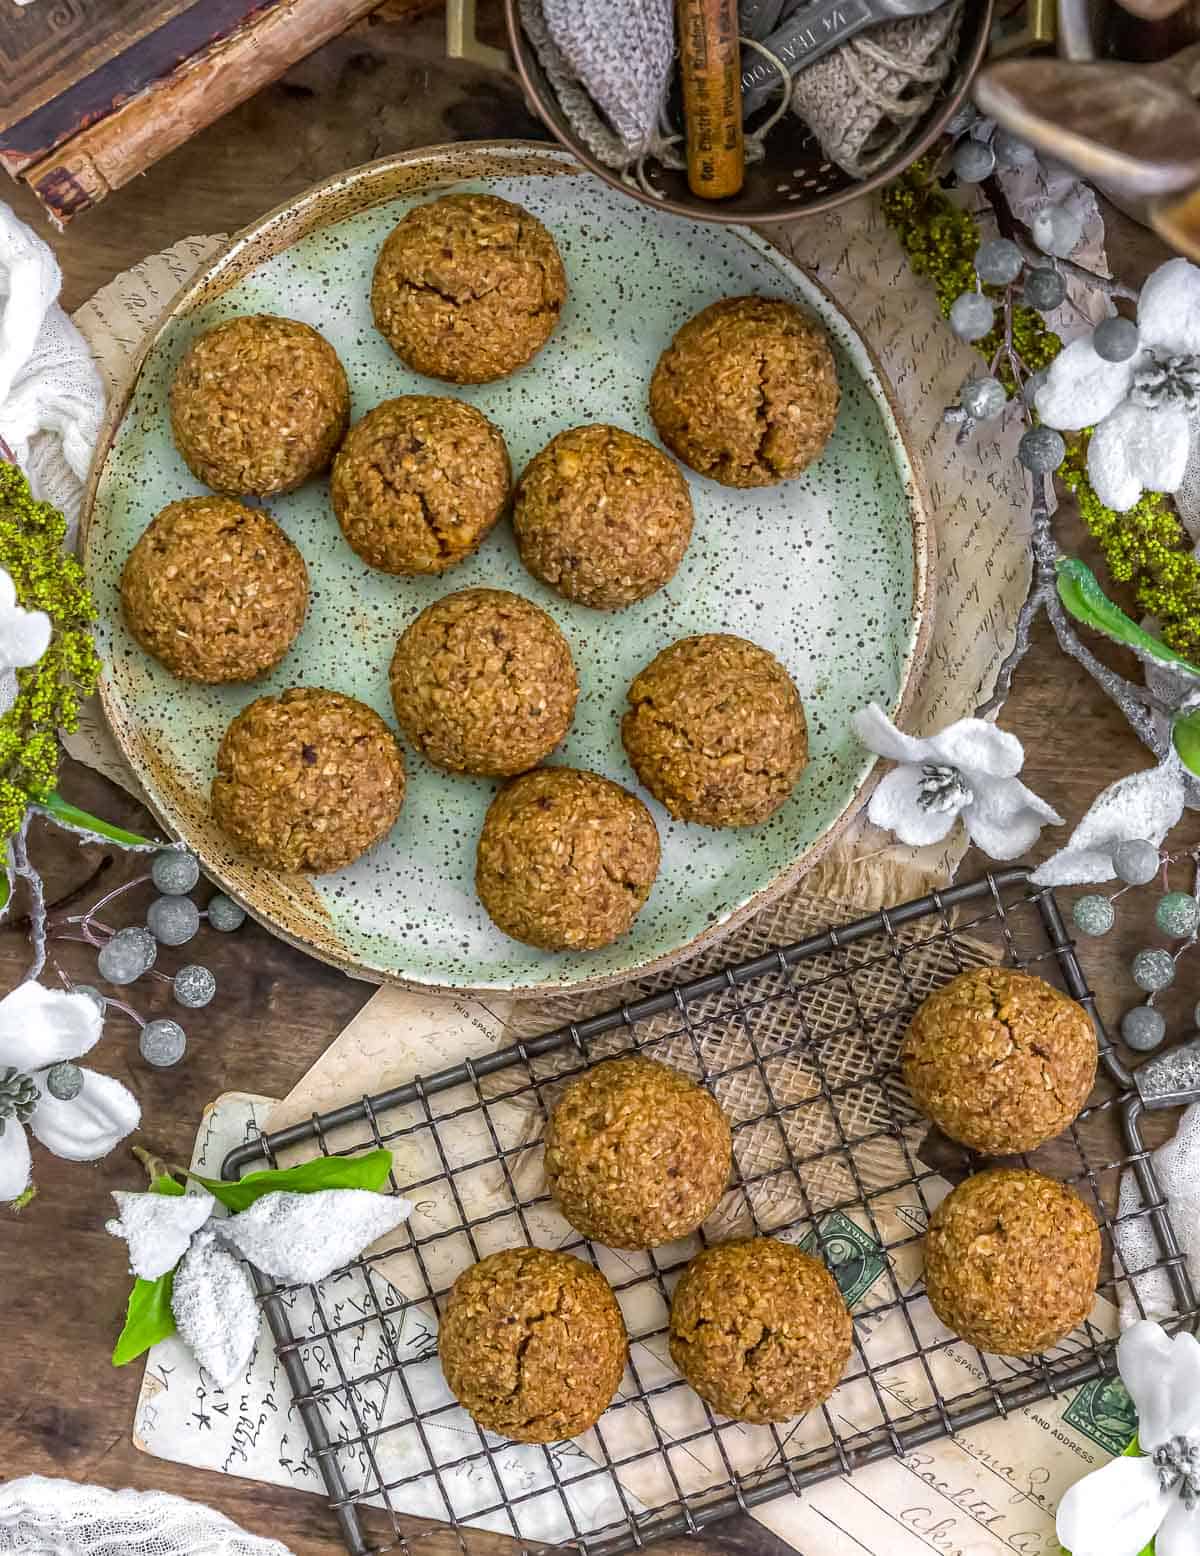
left=520, top=0, right=675, bottom=168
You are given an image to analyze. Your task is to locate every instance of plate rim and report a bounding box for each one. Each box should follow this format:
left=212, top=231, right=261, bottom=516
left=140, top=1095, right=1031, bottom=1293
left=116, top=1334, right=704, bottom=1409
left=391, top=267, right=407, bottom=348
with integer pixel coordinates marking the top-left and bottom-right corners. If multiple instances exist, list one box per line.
left=81, top=139, right=935, bottom=998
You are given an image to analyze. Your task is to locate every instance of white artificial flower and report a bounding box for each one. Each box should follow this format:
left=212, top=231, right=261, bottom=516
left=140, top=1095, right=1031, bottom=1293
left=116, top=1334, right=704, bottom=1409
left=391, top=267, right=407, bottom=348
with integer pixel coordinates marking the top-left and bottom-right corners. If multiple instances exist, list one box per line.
left=0, top=565, right=51, bottom=716
left=1030, top=758, right=1185, bottom=887
left=0, top=982, right=140, bottom=1201
left=853, top=704, right=1062, bottom=858
left=1058, top=1321, right=1200, bottom=1556
left=1036, top=257, right=1200, bottom=511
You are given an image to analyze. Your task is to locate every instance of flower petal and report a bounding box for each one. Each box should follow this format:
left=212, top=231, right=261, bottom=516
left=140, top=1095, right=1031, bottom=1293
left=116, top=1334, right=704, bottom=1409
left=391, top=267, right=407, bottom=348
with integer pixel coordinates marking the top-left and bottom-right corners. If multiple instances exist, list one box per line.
left=924, top=719, right=1026, bottom=780
left=1137, top=257, right=1200, bottom=357
left=1056, top=1452, right=1171, bottom=1556
left=218, top=1189, right=413, bottom=1286
left=962, top=775, right=1063, bottom=860
left=0, top=1119, right=32, bottom=1201
left=0, top=565, right=50, bottom=674
left=0, top=982, right=102, bottom=1070
left=30, top=1068, right=139, bottom=1162
left=106, top=1187, right=216, bottom=1280
left=1030, top=760, right=1184, bottom=887
left=1089, top=401, right=1192, bottom=513
left=1156, top=1498, right=1200, bottom=1556
left=852, top=703, right=931, bottom=765
left=1036, top=336, right=1138, bottom=431
left=171, top=1226, right=261, bottom=1391
left=1119, top=1320, right=1200, bottom=1449
left=866, top=765, right=961, bottom=847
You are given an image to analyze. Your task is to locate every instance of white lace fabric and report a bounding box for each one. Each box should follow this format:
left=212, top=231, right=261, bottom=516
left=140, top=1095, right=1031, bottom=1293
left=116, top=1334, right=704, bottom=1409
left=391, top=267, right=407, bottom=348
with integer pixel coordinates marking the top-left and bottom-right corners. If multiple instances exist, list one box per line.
left=0, top=1476, right=292, bottom=1556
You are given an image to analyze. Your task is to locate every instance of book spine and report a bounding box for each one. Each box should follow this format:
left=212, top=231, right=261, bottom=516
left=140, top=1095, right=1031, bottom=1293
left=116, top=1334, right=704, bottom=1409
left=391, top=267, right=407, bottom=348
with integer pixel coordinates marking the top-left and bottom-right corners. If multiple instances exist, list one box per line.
left=18, top=0, right=411, bottom=225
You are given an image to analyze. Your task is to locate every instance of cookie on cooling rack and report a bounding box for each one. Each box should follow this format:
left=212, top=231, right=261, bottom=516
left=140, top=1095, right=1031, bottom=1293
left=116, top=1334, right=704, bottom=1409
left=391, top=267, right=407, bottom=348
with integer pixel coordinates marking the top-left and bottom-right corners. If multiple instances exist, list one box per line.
left=543, top=1056, right=731, bottom=1248
left=924, top=1167, right=1099, bottom=1356
left=669, top=1237, right=852, bottom=1422
left=902, top=967, right=1097, bottom=1154
left=439, top=1247, right=627, bottom=1442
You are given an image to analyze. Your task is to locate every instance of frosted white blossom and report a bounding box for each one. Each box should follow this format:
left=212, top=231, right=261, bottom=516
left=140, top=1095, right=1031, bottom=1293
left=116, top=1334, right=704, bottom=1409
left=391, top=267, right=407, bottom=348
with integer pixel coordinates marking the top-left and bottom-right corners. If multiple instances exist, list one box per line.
left=106, top=1187, right=215, bottom=1280
left=218, top=1188, right=413, bottom=1285
left=0, top=566, right=51, bottom=717
left=170, top=1227, right=261, bottom=1391
left=0, top=982, right=139, bottom=1202
left=1031, top=759, right=1184, bottom=887
left=852, top=704, right=1061, bottom=858
left=1058, top=1322, right=1200, bottom=1556
left=1036, top=258, right=1200, bottom=511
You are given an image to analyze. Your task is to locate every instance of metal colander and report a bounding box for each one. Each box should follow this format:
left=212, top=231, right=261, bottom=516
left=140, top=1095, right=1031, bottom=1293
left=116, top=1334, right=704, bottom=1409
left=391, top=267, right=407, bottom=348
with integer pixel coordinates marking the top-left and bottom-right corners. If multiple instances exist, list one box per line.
left=502, top=0, right=994, bottom=225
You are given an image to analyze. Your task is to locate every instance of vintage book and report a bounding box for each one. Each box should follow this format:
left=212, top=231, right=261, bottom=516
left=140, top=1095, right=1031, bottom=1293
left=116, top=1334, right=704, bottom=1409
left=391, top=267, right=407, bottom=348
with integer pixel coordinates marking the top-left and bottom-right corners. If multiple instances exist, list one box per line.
left=0, top=0, right=436, bottom=225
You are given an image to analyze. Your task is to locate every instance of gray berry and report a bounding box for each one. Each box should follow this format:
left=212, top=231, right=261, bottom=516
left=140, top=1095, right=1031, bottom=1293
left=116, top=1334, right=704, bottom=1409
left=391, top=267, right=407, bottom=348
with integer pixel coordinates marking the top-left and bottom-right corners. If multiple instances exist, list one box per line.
left=1018, top=427, right=1066, bottom=473
left=1023, top=267, right=1066, bottom=312
left=206, top=893, right=246, bottom=933
left=73, top=983, right=106, bottom=1013
left=140, top=1018, right=187, bottom=1068
left=993, top=130, right=1036, bottom=170
left=147, top=894, right=201, bottom=947
left=1132, top=948, right=1176, bottom=993
left=1156, top=891, right=1200, bottom=939
left=945, top=104, right=979, bottom=138
left=1072, top=894, right=1115, bottom=937
left=953, top=138, right=995, bottom=184
left=1092, top=316, right=1139, bottom=363
left=174, top=964, right=216, bottom=1009
left=975, top=238, right=1023, bottom=286
left=1113, top=838, right=1160, bottom=886
left=97, top=926, right=157, bottom=986
left=961, top=376, right=1008, bottom=420
left=1022, top=368, right=1049, bottom=407
left=151, top=847, right=200, bottom=896
left=45, top=1062, right=84, bottom=1101
left=949, top=292, right=994, bottom=343
left=1032, top=203, right=1083, bottom=258
left=1122, top=1005, right=1167, bottom=1052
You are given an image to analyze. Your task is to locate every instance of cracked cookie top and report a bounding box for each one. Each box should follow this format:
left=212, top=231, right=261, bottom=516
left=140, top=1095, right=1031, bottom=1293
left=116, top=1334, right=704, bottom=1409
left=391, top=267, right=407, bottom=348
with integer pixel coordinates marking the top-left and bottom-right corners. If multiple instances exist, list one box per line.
left=389, top=587, right=577, bottom=777
left=475, top=766, right=660, bottom=951
left=211, top=687, right=405, bottom=874
left=331, top=396, right=511, bottom=575
left=902, top=967, right=1097, bottom=1155
left=439, top=1246, right=627, bottom=1442
left=621, top=633, right=808, bottom=828
left=923, top=1167, right=1099, bottom=1356
left=669, top=1238, right=852, bottom=1423
left=169, top=314, right=350, bottom=497
left=649, top=296, right=839, bottom=488
left=543, top=1056, right=732, bottom=1248
left=371, top=192, right=567, bottom=384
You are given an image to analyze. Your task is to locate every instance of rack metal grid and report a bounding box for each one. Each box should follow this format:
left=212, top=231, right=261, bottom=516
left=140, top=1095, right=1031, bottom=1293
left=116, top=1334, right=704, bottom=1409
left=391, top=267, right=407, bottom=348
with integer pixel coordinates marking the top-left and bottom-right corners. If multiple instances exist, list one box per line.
left=223, top=869, right=1199, bottom=1556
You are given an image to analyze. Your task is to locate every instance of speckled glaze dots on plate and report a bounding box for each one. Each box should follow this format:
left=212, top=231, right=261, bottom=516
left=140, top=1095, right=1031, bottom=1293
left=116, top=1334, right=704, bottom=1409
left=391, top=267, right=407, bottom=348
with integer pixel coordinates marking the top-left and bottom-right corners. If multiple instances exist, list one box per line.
left=82, top=143, right=931, bottom=995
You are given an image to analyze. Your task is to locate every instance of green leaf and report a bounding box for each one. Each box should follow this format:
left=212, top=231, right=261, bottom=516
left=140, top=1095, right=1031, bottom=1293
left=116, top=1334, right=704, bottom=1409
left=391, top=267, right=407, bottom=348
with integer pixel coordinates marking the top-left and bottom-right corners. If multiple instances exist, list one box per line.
left=39, top=791, right=157, bottom=848
left=1057, top=559, right=1200, bottom=678
left=0, top=872, right=9, bottom=914
left=1174, top=712, right=1200, bottom=778
left=111, top=1174, right=185, bottom=1367
left=190, top=1148, right=393, bottom=1212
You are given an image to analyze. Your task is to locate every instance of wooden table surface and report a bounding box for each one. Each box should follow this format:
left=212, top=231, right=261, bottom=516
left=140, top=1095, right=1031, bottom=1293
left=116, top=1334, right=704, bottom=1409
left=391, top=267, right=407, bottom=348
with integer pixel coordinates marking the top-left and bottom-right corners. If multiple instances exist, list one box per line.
left=1, top=8, right=1193, bottom=1555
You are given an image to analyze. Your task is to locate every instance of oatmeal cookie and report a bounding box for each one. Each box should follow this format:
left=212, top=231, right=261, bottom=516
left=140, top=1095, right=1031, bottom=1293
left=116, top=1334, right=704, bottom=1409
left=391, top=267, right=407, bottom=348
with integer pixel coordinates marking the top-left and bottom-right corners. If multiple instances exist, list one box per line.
left=121, top=496, right=308, bottom=682
left=669, top=1239, right=852, bottom=1422
left=622, top=634, right=808, bottom=827
left=169, top=314, right=349, bottom=495
left=924, top=1168, right=1099, bottom=1355
left=902, top=968, right=1097, bottom=1154
left=476, top=767, right=660, bottom=950
left=371, top=193, right=566, bottom=383
left=211, top=687, right=405, bottom=873
left=544, top=1056, right=731, bottom=1248
left=331, top=396, right=510, bottom=575
left=649, top=297, right=839, bottom=487
left=439, top=1246, right=627, bottom=1442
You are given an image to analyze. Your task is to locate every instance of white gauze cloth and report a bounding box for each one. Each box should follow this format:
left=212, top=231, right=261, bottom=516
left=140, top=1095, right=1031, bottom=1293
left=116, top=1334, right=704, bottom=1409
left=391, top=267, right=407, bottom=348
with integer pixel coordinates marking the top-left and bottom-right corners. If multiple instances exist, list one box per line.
left=0, top=1476, right=292, bottom=1556
left=0, top=203, right=105, bottom=545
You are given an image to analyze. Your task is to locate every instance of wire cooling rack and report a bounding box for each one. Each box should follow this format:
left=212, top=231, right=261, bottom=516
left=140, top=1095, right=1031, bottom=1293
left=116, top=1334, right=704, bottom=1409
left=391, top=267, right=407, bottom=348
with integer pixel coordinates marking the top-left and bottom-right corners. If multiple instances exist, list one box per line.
left=223, top=869, right=1199, bottom=1556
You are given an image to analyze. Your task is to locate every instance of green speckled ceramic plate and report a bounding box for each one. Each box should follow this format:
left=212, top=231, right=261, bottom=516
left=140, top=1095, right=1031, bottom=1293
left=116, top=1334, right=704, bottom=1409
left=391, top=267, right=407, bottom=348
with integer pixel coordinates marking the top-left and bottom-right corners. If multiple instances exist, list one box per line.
left=82, top=142, right=931, bottom=995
